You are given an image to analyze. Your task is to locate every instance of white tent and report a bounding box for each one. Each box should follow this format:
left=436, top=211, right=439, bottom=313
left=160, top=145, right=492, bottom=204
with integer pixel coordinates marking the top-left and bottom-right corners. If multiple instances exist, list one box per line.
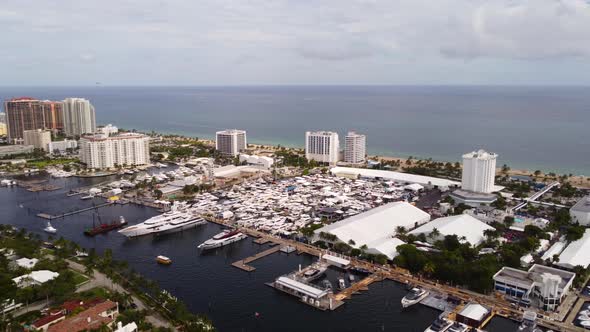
left=557, top=229, right=590, bottom=269
left=408, top=214, right=495, bottom=246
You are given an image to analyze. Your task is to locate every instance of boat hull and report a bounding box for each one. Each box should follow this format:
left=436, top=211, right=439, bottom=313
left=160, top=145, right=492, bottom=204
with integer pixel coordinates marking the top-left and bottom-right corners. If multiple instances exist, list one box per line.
left=198, top=233, right=247, bottom=250
left=157, top=219, right=207, bottom=235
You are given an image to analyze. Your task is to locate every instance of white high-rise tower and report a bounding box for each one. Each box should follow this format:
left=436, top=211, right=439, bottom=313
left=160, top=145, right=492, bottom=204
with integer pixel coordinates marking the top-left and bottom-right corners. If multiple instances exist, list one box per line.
left=305, top=131, right=340, bottom=164
left=215, top=129, right=247, bottom=157
left=461, top=149, right=497, bottom=194
left=344, top=131, right=366, bottom=164
left=63, top=98, right=96, bottom=136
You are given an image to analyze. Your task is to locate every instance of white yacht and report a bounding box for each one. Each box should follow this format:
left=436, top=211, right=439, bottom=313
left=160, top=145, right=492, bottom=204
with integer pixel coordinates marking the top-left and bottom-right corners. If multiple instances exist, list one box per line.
left=424, top=315, right=453, bottom=332
left=197, top=229, right=247, bottom=250
left=118, top=203, right=203, bottom=237
left=338, top=278, right=346, bottom=290
left=44, top=222, right=57, bottom=234
left=401, top=287, right=429, bottom=308
left=447, top=322, right=469, bottom=332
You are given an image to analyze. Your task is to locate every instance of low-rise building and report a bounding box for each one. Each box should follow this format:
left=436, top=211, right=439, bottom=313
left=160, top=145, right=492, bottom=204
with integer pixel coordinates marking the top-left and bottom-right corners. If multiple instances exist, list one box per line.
left=493, top=264, right=575, bottom=311
left=23, top=129, right=52, bottom=151
left=570, top=196, right=590, bottom=226
left=12, top=270, right=59, bottom=288
left=48, top=139, right=78, bottom=154
left=47, top=300, right=118, bottom=332
left=456, top=303, right=492, bottom=327
left=0, top=145, right=34, bottom=157
left=239, top=154, right=274, bottom=168
left=97, top=124, right=118, bottom=136
left=14, top=257, right=38, bottom=269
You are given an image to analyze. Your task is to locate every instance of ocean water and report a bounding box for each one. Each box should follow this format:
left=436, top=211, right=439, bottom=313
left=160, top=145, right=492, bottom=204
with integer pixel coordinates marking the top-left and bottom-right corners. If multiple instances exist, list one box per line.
left=0, top=174, right=520, bottom=331
left=1, top=86, right=588, bottom=175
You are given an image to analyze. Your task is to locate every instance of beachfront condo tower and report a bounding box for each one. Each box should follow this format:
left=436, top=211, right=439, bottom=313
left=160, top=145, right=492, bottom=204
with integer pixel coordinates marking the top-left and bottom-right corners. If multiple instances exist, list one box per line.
left=4, top=98, right=64, bottom=143
left=63, top=98, right=96, bottom=137
left=216, top=129, right=247, bottom=157
left=344, top=131, right=366, bottom=164
left=305, top=131, right=340, bottom=164
left=79, top=133, right=150, bottom=169
left=461, top=149, right=497, bottom=194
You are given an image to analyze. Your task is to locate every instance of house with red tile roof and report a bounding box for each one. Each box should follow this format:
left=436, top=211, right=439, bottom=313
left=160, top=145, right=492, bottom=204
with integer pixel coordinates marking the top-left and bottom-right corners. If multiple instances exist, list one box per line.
left=46, top=300, right=118, bottom=332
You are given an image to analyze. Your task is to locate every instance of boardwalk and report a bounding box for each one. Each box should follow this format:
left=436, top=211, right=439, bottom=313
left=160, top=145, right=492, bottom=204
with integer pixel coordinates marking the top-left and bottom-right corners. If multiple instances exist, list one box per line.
left=36, top=202, right=114, bottom=220
left=334, top=273, right=383, bottom=301
left=232, top=246, right=281, bottom=272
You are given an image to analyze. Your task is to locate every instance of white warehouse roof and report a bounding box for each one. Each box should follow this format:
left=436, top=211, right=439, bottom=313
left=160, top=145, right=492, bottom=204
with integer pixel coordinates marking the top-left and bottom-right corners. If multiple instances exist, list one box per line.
left=557, top=229, right=590, bottom=269
left=330, top=167, right=460, bottom=188
left=275, top=276, right=328, bottom=299
left=315, top=202, right=430, bottom=259
left=408, top=214, right=495, bottom=246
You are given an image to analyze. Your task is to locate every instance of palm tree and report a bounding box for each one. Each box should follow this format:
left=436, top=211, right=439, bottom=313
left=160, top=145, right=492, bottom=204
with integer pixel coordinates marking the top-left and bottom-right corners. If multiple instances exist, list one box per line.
left=422, top=262, right=435, bottom=276
left=429, top=228, right=441, bottom=239
left=395, top=226, right=407, bottom=236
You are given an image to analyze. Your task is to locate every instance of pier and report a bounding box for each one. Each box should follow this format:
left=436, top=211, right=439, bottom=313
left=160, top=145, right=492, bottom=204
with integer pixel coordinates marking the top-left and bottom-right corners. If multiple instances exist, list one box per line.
left=36, top=202, right=115, bottom=220
left=232, top=245, right=281, bottom=272
left=334, top=273, right=383, bottom=301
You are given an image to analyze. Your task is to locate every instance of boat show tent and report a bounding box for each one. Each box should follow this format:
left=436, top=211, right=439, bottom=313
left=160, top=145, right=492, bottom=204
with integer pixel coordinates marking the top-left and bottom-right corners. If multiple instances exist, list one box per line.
left=314, top=202, right=430, bottom=260
left=275, top=276, right=329, bottom=299
left=407, top=214, right=495, bottom=246
left=322, top=254, right=350, bottom=268
left=557, top=229, right=590, bottom=269
left=330, top=167, right=460, bottom=188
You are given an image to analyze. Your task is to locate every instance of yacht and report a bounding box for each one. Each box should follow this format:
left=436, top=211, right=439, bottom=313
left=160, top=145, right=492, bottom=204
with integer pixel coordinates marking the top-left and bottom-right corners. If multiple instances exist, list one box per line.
left=322, top=280, right=333, bottom=290
left=448, top=322, right=469, bottom=332
left=338, top=278, right=346, bottom=290
left=401, top=287, right=429, bottom=308
left=156, top=255, right=172, bottom=265
left=197, top=229, right=247, bottom=250
left=424, top=315, right=453, bottom=332
left=118, top=204, right=202, bottom=237
left=518, top=311, right=542, bottom=332
left=44, top=222, right=57, bottom=234
left=301, top=265, right=328, bottom=282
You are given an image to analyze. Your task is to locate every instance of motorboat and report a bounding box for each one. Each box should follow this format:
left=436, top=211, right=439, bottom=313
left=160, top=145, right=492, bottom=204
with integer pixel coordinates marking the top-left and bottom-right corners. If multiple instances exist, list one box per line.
left=448, top=322, right=469, bottom=332
left=197, top=229, right=247, bottom=250
left=80, top=194, right=94, bottom=200
left=156, top=255, right=172, bottom=265
left=581, top=320, right=590, bottom=328
left=322, top=280, right=333, bottom=290
left=118, top=203, right=202, bottom=237
left=518, top=310, right=540, bottom=332
left=301, top=265, right=328, bottom=282
left=338, top=278, right=346, bottom=290
left=43, top=222, right=57, bottom=234
left=424, top=314, right=453, bottom=332
left=401, top=287, right=429, bottom=308
left=348, top=274, right=355, bottom=282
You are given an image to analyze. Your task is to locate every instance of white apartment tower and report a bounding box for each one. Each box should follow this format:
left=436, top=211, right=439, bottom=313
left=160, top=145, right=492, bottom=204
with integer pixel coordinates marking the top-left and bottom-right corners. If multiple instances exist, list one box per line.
left=344, top=131, right=366, bottom=164
left=215, top=129, right=247, bottom=157
left=79, top=133, right=150, bottom=169
left=23, top=129, right=52, bottom=152
left=63, top=98, right=96, bottom=137
left=461, top=149, right=497, bottom=194
left=305, top=131, right=340, bottom=164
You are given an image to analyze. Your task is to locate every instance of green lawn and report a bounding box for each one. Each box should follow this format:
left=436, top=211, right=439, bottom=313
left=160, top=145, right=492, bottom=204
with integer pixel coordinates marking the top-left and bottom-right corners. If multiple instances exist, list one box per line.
left=71, top=270, right=90, bottom=285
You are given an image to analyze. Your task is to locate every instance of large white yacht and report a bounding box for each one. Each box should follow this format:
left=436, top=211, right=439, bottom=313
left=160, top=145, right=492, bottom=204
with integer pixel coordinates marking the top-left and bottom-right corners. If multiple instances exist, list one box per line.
left=118, top=203, right=204, bottom=237
left=197, top=229, right=247, bottom=250
left=401, top=287, right=429, bottom=308
left=424, top=314, right=453, bottom=332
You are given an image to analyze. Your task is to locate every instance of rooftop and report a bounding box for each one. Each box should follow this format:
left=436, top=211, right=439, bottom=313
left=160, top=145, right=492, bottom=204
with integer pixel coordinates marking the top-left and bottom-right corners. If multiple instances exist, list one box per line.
left=275, top=276, right=328, bottom=299
left=47, top=300, right=117, bottom=332
left=330, top=166, right=460, bottom=188
left=458, top=303, right=490, bottom=321
left=408, top=214, right=495, bottom=245
left=463, top=149, right=498, bottom=160
left=557, top=229, right=590, bottom=269
left=571, top=196, right=590, bottom=213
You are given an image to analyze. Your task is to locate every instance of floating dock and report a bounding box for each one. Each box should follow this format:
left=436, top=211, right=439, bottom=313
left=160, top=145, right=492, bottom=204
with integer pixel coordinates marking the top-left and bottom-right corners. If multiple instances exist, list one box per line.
left=231, top=245, right=281, bottom=272
left=334, top=273, right=383, bottom=301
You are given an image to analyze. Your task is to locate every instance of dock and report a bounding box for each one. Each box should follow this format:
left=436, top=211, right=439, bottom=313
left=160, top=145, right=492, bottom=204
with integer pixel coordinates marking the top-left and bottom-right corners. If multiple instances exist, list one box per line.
left=253, top=237, right=271, bottom=245
left=36, top=202, right=115, bottom=220
left=232, top=246, right=281, bottom=272
left=334, top=273, right=383, bottom=301
left=420, top=293, right=458, bottom=312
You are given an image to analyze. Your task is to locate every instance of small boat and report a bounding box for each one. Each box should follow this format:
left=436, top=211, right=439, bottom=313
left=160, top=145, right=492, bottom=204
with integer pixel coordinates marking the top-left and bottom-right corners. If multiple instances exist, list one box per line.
left=581, top=320, right=590, bottom=328
left=80, top=194, right=94, bottom=200
left=76, top=250, right=89, bottom=257
left=401, top=287, right=429, bottom=308
left=424, top=314, right=453, bottom=332
left=448, top=322, right=469, bottom=332
left=84, top=216, right=127, bottom=236
left=321, top=280, right=333, bottom=290
left=338, top=278, right=346, bottom=290
left=44, top=222, right=57, bottom=234
left=348, top=274, right=355, bottom=282
left=301, top=265, right=328, bottom=282
left=156, top=255, right=172, bottom=265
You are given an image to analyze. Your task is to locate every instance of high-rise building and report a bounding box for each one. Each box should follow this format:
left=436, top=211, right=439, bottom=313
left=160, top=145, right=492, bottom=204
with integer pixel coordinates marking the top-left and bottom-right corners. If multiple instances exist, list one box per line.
left=79, top=133, right=150, bottom=169
left=4, top=98, right=64, bottom=143
left=63, top=98, right=96, bottom=137
left=344, top=131, right=366, bottom=164
left=461, top=149, right=497, bottom=194
left=215, top=129, right=247, bottom=157
left=305, top=131, right=340, bottom=164
left=41, top=101, right=64, bottom=131
left=97, top=124, right=119, bottom=136
left=23, top=129, right=52, bottom=151
left=0, top=123, right=6, bottom=137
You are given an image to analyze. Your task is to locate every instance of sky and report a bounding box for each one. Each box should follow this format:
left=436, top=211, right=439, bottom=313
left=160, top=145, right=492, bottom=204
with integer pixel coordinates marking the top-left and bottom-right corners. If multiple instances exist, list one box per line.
left=1, top=0, right=590, bottom=86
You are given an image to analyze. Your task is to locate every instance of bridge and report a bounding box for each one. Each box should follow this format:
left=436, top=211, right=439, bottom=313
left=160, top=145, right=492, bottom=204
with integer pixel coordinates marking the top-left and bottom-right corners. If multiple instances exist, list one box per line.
left=512, top=181, right=560, bottom=212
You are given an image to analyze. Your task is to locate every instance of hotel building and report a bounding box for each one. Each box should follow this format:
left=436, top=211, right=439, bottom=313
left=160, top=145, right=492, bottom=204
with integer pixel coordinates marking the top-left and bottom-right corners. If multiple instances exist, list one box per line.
left=63, top=98, right=96, bottom=136
left=305, top=131, right=340, bottom=164
left=79, top=133, right=150, bottom=169
left=344, top=131, right=366, bottom=164
left=215, top=129, right=247, bottom=157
